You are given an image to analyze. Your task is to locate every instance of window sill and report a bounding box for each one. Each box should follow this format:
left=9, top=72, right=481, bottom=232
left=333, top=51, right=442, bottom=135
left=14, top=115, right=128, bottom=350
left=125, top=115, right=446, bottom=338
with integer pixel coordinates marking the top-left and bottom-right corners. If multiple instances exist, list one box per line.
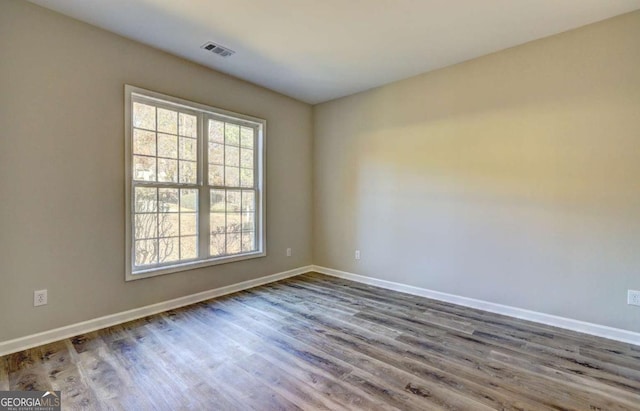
left=125, top=251, right=267, bottom=281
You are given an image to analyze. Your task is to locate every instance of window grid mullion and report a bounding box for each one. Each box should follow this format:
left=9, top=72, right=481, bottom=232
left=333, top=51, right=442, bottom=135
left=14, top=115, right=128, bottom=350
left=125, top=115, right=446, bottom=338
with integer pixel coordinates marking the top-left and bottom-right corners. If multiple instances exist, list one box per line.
left=223, top=121, right=226, bottom=188
left=252, top=127, right=258, bottom=251
left=223, top=122, right=227, bottom=255
left=134, top=181, right=198, bottom=189
left=154, top=107, right=160, bottom=265
left=200, top=114, right=210, bottom=260
left=175, top=113, right=181, bottom=261
left=208, top=185, right=254, bottom=191
left=176, top=113, right=180, bottom=184
left=224, top=189, right=228, bottom=255
left=240, top=184, right=243, bottom=251
left=177, top=189, right=182, bottom=260
left=129, top=88, right=264, bottom=278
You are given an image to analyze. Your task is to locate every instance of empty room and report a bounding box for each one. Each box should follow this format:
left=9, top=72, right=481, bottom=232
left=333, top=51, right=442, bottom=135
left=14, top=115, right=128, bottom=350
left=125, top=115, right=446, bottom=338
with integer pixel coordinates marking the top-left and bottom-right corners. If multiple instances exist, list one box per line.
left=1, top=0, right=640, bottom=409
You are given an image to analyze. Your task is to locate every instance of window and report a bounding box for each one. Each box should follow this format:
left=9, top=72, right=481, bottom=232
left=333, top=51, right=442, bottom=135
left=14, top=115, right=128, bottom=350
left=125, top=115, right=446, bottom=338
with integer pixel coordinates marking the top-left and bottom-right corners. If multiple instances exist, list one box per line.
left=125, top=85, right=265, bottom=280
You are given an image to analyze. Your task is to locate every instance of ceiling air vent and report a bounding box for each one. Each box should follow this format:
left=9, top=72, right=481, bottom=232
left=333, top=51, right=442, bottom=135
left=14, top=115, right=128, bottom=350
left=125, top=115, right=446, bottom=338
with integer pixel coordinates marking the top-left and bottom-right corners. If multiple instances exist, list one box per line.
left=201, top=42, right=235, bottom=58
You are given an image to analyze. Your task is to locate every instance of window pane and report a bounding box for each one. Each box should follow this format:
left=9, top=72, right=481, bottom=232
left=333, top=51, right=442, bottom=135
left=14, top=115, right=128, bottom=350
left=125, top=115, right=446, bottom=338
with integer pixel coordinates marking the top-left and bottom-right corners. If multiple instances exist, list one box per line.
left=225, top=124, right=240, bottom=146
left=179, top=113, right=197, bottom=137
left=180, top=236, right=198, bottom=260
left=159, top=188, right=179, bottom=212
left=209, top=143, right=224, bottom=165
left=159, top=213, right=179, bottom=237
left=135, top=239, right=158, bottom=266
left=227, top=233, right=241, bottom=254
left=180, top=189, right=198, bottom=212
left=133, top=102, right=155, bottom=130
left=129, top=92, right=263, bottom=274
left=180, top=213, right=197, bottom=236
left=134, top=214, right=157, bottom=240
left=158, top=133, right=178, bottom=158
left=240, top=168, right=253, bottom=188
left=210, top=234, right=225, bottom=256
left=226, top=213, right=241, bottom=233
left=133, top=155, right=156, bottom=181
left=157, top=108, right=178, bottom=134
left=242, top=232, right=255, bottom=252
left=242, top=212, right=254, bottom=231
left=179, top=137, right=197, bottom=161
left=210, top=213, right=225, bottom=233
left=210, top=189, right=226, bottom=212
left=159, top=237, right=179, bottom=263
left=225, top=146, right=239, bottom=167
left=225, top=167, right=239, bottom=186
left=133, top=129, right=156, bottom=156
left=179, top=161, right=197, bottom=184
left=240, top=148, right=253, bottom=169
left=209, top=120, right=224, bottom=143
left=209, top=165, right=224, bottom=186
left=242, top=191, right=255, bottom=212
left=240, top=127, right=254, bottom=149
left=226, top=190, right=241, bottom=212
left=135, top=187, right=157, bottom=212
left=158, top=158, right=178, bottom=182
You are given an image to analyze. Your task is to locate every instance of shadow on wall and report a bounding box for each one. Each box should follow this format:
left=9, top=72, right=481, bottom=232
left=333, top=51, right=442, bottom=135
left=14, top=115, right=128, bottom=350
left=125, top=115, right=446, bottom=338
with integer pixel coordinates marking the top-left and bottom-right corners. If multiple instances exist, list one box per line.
left=315, top=14, right=640, bottom=330
left=354, top=102, right=639, bottom=327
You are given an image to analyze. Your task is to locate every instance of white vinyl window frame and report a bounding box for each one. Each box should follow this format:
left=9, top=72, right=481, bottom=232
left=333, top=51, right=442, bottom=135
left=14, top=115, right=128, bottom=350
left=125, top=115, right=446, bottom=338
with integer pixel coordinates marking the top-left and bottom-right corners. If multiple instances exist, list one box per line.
left=124, top=85, right=266, bottom=281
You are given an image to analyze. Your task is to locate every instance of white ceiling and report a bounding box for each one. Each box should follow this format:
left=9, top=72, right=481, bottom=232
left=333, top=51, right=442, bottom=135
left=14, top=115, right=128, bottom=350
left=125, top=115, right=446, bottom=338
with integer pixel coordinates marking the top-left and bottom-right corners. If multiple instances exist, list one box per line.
left=29, top=0, right=640, bottom=104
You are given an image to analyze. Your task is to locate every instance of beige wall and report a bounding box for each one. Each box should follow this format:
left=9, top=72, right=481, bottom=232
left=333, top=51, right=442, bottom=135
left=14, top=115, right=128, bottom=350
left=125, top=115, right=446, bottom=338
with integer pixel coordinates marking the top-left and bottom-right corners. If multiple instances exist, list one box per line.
left=1, top=0, right=639, bottom=343
left=0, top=0, right=313, bottom=341
left=314, top=11, right=640, bottom=332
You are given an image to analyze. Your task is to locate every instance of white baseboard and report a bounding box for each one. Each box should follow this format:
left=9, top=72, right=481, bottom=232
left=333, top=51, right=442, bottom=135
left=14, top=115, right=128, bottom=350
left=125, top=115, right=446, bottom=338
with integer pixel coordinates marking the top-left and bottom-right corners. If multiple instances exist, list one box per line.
left=0, top=265, right=313, bottom=357
left=4, top=264, right=637, bottom=356
left=312, top=265, right=640, bottom=346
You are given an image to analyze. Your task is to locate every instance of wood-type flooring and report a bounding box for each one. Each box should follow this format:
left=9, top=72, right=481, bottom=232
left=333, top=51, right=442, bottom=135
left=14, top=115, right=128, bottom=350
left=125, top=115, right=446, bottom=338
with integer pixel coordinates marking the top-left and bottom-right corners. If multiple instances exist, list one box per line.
left=2, top=272, right=639, bottom=410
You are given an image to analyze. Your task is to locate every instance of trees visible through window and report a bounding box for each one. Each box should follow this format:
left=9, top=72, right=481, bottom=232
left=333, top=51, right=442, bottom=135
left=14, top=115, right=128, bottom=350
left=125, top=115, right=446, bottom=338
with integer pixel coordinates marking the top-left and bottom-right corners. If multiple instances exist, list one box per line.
left=125, top=86, right=265, bottom=280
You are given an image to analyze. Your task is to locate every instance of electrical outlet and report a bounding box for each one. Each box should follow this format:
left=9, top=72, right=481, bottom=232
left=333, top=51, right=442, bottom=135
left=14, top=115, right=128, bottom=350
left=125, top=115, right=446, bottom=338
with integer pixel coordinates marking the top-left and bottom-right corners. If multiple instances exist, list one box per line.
left=34, top=289, right=47, bottom=307
left=628, top=290, right=640, bottom=306
left=286, top=248, right=292, bottom=257
left=355, top=250, right=361, bottom=260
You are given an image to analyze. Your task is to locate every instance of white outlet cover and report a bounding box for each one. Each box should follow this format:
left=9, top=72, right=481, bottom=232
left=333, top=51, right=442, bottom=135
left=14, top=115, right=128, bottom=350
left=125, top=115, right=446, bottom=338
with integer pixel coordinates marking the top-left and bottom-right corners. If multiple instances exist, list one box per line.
left=628, top=290, right=640, bottom=306
left=355, top=250, right=361, bottom=260
left=34, top=289, right=48, bottom=307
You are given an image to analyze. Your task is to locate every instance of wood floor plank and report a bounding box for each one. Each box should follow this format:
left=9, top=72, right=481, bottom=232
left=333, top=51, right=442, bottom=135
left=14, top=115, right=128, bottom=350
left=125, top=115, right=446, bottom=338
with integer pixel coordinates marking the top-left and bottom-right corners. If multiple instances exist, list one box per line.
left=208, top=313, right=394, bottom=409
left=38, top=340, right=100, bottom=410
left=209, top=359, right=303, bottom=411
left=119, top=317, right=217, bottom=410
left=71, top=332, right=137, bottom=408
left=254, top=344, right=388, bottom=410
left=282, top=278, right=633, bottom=410
left=489, top=350, right=640, bottom=409
left=2, top=273, right=640, bottom=410
left=579, top=346, right=640, bottom=372
left=286, top=276, right=478, bottom=333
left=7, top=347, right=53, bottom=392
left=96, top=324, right=188, bottom=409
left=304, top=272, right=639, bottom=355
left=234, top=352, right=337, bottom=410
left=208, top=298, right=448, bottom=411
left=183, top=300, right=357, bottom=406
left=201, top=297, right=406, bottom=410
left=221, top=295, right=505, bottom=410
left=134, top=314, right=254, bottom=410
left=237, top=283, right=567, bottom=410
left=347, top=303, right=639, bottom=410
left=294, top=274, right=640, bottom=394
left=0, top=356, right=8, bottom=391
